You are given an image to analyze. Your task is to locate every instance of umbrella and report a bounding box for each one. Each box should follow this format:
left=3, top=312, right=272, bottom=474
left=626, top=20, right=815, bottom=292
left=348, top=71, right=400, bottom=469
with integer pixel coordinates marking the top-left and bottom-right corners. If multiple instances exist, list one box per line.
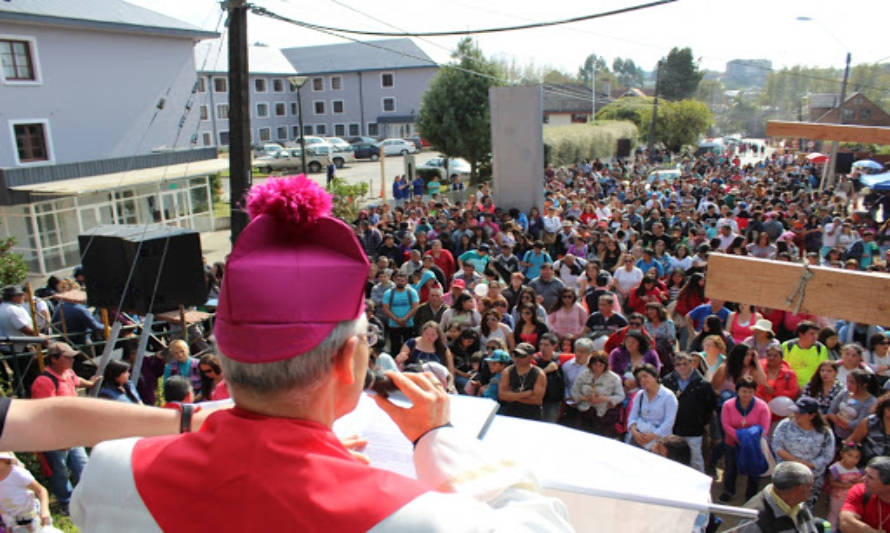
left=859, top=171, right=890, bottom=192
left=805, top=152, right=829, bottom=163
left=852, top=159, right=884, bottom=171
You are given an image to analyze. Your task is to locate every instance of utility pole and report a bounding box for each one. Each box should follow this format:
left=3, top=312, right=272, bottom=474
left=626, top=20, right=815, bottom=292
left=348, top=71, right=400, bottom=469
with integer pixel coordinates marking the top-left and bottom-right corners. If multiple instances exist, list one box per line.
left=647, top=60, right=662, bottom=161
left=226, top=0, right=251, bottom=243
left=823, top=52, right=851, bottom=191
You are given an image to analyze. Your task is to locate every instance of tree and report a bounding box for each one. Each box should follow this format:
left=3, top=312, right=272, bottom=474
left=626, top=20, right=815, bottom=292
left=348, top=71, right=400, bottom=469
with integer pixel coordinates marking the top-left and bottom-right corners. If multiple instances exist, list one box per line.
left=596, top=97, right=711, bottom=152
left=578, top=53, right=609, bottom=84
left=658, top=47, right=703, bottom=101
left=418, top=38, right=503, bottom=179
left=612, top=57, right=644, bottom=88
left=0, top=237, right=27, bottom=287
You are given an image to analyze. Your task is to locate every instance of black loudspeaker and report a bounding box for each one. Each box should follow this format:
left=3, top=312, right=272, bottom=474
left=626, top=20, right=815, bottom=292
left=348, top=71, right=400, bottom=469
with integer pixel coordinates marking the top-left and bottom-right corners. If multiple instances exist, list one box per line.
left=616, top=138, right=632, bottom=158
left=79, top=225, right=207, bottom=314
left=836, top=152, right=854, bottom=175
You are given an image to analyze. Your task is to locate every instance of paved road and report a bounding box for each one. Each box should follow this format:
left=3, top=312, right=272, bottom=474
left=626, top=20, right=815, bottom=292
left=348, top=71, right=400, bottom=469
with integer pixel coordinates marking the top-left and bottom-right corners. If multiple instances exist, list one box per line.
left=221, top=151, right=442, bottom=204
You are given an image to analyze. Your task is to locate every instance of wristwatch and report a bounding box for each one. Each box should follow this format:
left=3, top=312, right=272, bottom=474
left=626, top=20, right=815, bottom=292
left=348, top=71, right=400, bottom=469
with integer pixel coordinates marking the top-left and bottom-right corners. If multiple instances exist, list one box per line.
left=169, top=403, right=201, bottom=433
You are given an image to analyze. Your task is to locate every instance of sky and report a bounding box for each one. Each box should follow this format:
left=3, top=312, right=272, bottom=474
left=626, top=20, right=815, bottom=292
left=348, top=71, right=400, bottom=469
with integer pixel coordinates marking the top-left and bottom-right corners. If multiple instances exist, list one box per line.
left=130, top=0, right=890, bottom=76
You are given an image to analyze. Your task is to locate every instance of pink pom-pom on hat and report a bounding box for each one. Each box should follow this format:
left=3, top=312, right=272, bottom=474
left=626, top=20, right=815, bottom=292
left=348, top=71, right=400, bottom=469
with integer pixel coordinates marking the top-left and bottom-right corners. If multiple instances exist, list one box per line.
left=215, top=175, right=369, bottom=364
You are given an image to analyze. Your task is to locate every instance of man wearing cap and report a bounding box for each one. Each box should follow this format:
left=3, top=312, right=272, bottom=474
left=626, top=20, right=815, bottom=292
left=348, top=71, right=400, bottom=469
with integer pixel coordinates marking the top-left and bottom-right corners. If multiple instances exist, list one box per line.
left=492, top=244, right=520, bottom=282
left=498, top=343, right=546, bottom=421
left=0, top=286, right=38, bottom=345
left=72, top=177, right=571, bottom=532
left=32, top=342, right=97, bottom=510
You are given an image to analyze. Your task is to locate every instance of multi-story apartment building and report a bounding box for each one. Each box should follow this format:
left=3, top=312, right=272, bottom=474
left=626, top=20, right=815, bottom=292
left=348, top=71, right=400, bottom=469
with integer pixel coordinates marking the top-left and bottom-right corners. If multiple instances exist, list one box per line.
left=193, top=40, right=299, bottom=148
left=0, top=1, right=221, bottom=274
left=282, top=39, right=438, bottom=140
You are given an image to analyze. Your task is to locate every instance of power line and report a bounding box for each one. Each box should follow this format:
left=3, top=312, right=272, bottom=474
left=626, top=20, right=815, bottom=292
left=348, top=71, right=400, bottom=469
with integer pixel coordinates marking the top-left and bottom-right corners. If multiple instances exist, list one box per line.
left=319, top=0, right=598, bottom=105
left=249, top=0, right=676, bottom=37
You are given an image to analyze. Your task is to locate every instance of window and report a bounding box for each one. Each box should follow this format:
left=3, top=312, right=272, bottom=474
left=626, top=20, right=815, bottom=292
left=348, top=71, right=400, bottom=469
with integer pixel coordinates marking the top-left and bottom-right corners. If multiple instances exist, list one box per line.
left=303, top=125, right=314, bottom=135
left=312, top=77, right=323, bottom=91
left=316, top=124, right=327, bottom=135
left=256, top=103, right=269, bottom=118
left=861, top=108, right=872, bottom=121
left=12, top=122, right=49, bottom=163
left=272, top=78, right=284, bottom=92
left=275, top=103, right=286, bottom=116
left=331, top=76, right=342, bottom=90
left=219, top=131, right=230, bottom=145
left=382, top=97, right=395, bottom=112
left=217, top=104, right=229, bottom=119
left=368, top=123, right=379, bottom=136
left=277, top=126, right=288, bottom=140
left=334, top=124, right=345, bottom=136
left=381, top=72, right=394, bottom=88
left=0, top=38, right=36, bottom=81
left=199, top=105, right=208, bottom=121
left=332, top=100, right=344, bottom=114
left=255, top=78, right=266, bottom=92
left=202, top=132, right=212, bottom=146
left=348, top=123, right=360, bottom=136
left=571, top=113, right=588, bottom=123
left=292, top=126, right=301, bottom=138
left=258, top=127, right=271, bottom=141
left=313, top=101, right=325, bottom=115
left=290, top=102, right=299, bottom=116
left=196, top=77, right=206, bottom=92
left=213, top=77, right=227, bottom=92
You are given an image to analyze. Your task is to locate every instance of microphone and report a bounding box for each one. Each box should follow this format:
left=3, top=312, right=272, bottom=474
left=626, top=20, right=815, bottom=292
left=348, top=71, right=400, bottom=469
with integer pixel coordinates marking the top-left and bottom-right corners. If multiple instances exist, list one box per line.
left=364, top=368, right=398, bottom=398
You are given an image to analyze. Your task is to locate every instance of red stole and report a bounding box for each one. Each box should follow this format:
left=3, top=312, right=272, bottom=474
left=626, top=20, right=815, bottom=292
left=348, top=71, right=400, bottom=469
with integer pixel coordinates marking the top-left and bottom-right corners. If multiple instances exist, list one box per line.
left=132, top=408, right=430, bottom=532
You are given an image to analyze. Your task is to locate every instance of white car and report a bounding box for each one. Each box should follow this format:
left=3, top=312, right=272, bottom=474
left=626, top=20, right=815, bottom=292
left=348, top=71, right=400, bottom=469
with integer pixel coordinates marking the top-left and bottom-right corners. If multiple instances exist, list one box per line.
left=311, top=144, right=354, bottom=169
left=417, top=157, right=471, bottom=179
left=377, top=138, right=418, bottom=156
left=647, top=169, right=681, bottom=184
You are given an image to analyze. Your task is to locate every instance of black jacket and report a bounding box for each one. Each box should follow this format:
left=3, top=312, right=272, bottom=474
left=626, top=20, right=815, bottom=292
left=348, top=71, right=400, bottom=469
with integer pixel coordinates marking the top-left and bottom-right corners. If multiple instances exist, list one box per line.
left=662, top=370, right=717, bottom=437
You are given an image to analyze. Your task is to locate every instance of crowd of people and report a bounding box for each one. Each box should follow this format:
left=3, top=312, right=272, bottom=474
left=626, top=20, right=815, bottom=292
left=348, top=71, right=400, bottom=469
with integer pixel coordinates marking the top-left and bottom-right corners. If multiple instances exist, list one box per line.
left=355, top=144, right=890, bottom=530
left=2, top=143, right=890, bottom=530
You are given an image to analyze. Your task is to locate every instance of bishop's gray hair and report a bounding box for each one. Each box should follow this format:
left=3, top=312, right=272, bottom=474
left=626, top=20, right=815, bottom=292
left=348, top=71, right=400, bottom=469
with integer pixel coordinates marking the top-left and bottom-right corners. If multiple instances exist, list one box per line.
left=219, top=315, right=366, bottom=396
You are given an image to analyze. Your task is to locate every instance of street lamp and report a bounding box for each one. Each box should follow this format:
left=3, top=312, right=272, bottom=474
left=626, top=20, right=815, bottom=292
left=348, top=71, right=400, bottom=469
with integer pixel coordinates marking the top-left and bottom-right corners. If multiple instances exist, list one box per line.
left=288, top=75, right=309, bottom=173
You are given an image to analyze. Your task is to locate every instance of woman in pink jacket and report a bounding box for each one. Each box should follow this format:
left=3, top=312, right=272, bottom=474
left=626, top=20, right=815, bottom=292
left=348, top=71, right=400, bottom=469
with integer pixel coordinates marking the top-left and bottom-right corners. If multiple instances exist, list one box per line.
left=719, top=376, right=772, bottom=502
left=547, top=288, right=587, bottom=340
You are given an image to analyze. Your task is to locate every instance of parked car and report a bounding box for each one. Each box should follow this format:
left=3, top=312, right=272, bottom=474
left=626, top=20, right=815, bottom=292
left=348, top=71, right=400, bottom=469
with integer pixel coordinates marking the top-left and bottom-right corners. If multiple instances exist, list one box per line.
left=349, top=136, right=377, bottom=145
left=326, top=136, right=353, bottom=151
left=311, top=143, right=354, bottom=168
left=417, top=157, right=471, bottom=179
left=252, top=147, right=328, bottom=174
left=254, top=142, right=284, bottom=157
left=301, top=136, right=330, bottom=147
left=352, top=143, right=381, bottom=160
left=378, top=138, right=418, bottom=156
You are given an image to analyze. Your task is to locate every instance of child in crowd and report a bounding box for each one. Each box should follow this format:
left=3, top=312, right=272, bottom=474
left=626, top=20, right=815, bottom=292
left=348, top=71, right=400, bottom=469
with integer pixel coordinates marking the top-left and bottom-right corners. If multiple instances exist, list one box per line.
left=827, top=442, right=865, bottom=530
left=0, top=451, right=54, bottom=532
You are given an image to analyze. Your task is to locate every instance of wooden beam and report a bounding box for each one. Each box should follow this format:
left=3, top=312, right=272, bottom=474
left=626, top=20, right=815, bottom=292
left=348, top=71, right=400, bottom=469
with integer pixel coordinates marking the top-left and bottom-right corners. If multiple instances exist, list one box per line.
left=705, top=254, right=890, bottom=327
left=766, top=121, right=890, bottom=145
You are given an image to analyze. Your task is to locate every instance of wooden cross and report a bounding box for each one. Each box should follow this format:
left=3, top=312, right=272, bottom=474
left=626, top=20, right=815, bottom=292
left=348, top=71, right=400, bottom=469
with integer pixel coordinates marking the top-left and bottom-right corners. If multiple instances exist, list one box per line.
left=705, top=254, right=890, bottom=327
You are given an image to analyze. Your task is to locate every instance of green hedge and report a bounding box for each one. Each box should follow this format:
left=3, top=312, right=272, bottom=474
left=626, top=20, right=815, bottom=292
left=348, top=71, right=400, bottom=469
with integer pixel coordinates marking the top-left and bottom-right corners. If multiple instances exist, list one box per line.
left=543, top=121, right=638, bottom=166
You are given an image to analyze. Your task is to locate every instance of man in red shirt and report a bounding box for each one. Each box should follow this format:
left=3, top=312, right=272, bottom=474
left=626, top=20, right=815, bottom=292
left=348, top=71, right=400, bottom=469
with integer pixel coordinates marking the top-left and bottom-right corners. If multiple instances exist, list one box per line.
left=841, top=456, right=890, bottom=532
left=30, top=342, right=97, bottom=509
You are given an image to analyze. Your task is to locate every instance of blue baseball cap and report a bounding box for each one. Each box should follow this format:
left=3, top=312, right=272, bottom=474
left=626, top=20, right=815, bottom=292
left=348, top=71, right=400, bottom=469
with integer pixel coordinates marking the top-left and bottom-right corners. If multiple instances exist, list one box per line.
left=484, top=349, right=511, bottom=364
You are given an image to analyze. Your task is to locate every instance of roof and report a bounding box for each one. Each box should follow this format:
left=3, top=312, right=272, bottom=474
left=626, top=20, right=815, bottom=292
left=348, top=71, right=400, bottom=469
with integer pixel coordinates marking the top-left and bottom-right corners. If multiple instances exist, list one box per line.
left=195, top=40, right=297, bottom=76
left=809, top=93, right=840, bottom=110
left=542, top=84, right=592, bottom=113
left=10, top=158, right=229, bottom=195
left=0, top=0, right=218, bottom=39
left=281, top=39, right=437, bottom=75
